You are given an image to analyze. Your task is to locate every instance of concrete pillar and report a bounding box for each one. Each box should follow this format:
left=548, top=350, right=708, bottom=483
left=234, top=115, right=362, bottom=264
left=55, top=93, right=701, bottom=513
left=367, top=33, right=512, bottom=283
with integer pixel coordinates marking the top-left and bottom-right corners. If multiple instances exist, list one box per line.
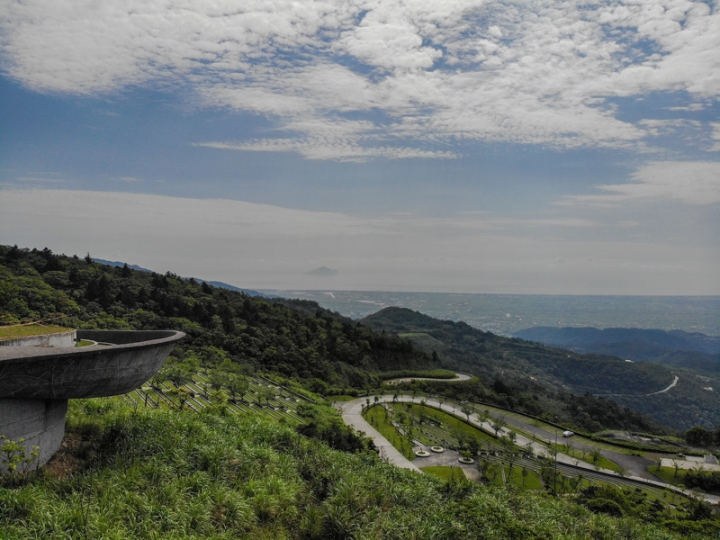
left=0, top=398, right=67, bottom=472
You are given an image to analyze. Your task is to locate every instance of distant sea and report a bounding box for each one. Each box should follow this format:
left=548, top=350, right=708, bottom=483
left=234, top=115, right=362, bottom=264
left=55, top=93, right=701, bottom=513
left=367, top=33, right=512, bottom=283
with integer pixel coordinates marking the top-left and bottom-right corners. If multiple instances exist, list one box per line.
left=263, top=291, right=720, bottom=337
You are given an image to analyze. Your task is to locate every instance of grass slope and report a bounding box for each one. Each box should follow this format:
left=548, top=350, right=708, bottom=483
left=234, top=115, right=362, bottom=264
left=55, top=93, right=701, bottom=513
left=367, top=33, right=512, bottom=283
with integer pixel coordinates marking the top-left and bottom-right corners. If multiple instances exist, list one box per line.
left=0, top=400, right=699, bottom=540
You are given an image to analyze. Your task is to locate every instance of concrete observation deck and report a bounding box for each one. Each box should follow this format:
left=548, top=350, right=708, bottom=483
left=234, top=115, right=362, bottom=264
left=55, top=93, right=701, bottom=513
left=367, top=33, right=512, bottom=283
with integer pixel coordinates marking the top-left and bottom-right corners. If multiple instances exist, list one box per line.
left=0, top=330, right=184, bottom=473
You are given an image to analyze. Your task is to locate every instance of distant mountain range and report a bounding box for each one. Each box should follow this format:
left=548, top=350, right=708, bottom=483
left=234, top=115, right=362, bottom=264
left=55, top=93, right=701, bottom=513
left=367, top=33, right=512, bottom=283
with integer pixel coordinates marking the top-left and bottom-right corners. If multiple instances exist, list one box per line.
left=513, top=326, right=720, bottom=375
left=94, top=259, right=270, bottom=297
left=514, top=327, right=720, bottom=356
left=94, top=259, right=153, bottom=273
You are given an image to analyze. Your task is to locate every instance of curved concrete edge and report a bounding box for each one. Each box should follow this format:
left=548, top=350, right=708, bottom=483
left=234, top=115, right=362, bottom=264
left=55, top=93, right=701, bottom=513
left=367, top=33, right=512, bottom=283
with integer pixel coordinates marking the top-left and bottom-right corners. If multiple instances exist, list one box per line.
left=0, top=399, right=67, bottom=473
left=0, top=330, right=185, bottom=399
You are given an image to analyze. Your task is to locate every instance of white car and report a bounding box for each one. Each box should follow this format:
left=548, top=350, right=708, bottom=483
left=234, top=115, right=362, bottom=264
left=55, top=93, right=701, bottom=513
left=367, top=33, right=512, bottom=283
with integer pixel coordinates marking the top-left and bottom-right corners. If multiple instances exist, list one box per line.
left=562, top=430, right=574, bottom=438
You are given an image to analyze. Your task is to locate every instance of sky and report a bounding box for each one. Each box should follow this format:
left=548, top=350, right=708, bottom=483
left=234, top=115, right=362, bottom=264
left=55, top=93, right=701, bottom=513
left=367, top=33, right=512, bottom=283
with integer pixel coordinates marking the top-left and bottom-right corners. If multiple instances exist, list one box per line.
left=0, top=0, right=719, bottom=295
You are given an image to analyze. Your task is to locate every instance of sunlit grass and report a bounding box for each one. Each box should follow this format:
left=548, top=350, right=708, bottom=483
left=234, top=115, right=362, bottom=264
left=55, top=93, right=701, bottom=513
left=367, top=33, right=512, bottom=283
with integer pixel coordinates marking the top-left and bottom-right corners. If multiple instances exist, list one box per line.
left=0, top=324, right=70, bottom=340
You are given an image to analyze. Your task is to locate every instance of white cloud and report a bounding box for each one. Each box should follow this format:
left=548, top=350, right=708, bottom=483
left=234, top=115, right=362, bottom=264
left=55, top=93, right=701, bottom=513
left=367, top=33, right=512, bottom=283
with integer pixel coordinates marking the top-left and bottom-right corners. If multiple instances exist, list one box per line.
left=1, top=1, right=719, bottom=158
left=711, top=122, right=720, bottom=151
left=0, top=189, right=716, bottom=294
left=196, top=139, right=457, bottom=161
left=560, top=161, right=720, bottom=206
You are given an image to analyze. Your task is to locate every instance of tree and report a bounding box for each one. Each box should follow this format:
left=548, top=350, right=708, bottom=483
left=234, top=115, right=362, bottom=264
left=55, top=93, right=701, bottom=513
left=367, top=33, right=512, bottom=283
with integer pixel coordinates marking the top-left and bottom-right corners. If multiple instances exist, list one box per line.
left=506, top=449, right=521, bottom=476
left=461, top=404, right=473, bottom=422
left=490, top=418, right=505, bottom=438
left=204, top=389, right=230, bottom=416
left=165, top=364, right=192, bottom=389
left=477, top=458, right=491, bottom=483
left=167, top=386, right=194, bottom=411
left=226, top=373, right=249, bottom=403
left=208, top=369, right=227, bottom=391
left=685, top=426, right=714, bottom=446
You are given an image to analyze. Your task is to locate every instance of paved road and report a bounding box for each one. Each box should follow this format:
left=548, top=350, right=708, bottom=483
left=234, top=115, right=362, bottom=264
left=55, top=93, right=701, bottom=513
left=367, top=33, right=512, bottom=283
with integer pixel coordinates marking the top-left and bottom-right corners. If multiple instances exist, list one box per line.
left=335, top=398, right=421, bottom=472
left=649, top=375, right=679, bottom=395
left=594, top=374, right=680, bottom=398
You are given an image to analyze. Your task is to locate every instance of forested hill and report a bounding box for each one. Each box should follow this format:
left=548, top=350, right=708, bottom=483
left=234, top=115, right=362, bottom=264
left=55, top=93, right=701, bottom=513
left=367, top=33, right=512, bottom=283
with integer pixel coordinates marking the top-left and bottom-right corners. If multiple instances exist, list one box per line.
left=0, top=245, right=434, bottom=393
left=361, top=307, right=674, bottom=395
left=361, top=307, right=720, bottom=431
left=514, top=326, right=720, bottom=377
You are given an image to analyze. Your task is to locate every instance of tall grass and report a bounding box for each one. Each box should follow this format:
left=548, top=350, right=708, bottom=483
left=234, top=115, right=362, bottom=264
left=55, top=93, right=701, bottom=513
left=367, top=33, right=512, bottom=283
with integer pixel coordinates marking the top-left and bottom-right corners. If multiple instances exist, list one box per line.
left=0, top=399, right=700, bottom=539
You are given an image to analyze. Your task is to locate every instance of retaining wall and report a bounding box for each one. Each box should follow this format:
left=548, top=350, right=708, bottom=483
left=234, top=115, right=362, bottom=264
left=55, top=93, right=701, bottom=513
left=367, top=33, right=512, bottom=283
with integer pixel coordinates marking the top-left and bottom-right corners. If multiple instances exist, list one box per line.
left=0, top=330, right=76, bottom=348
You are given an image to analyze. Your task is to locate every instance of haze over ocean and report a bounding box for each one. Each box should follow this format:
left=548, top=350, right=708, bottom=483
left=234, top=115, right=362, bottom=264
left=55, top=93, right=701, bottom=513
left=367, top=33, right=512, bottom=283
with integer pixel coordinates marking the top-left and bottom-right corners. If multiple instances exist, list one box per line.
left=267, top=290, right=720, bottom=336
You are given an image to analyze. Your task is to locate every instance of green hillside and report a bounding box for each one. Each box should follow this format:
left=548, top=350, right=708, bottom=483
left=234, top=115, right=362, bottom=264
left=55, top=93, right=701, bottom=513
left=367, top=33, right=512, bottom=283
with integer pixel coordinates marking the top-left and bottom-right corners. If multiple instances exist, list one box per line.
left=0, top=245, right=680, bottom=434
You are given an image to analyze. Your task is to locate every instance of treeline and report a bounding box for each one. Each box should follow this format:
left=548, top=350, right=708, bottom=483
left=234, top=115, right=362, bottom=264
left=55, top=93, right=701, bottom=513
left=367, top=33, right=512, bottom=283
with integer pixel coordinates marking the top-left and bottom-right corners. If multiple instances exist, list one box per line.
left=0, top=245, right=434, bottom=391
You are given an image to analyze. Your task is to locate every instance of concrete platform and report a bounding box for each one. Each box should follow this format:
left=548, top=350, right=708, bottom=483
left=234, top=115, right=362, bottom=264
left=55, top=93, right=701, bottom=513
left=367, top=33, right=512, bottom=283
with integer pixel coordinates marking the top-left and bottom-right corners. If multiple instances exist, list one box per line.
left=0, top=330, right=183, bottom=473
left=0, top=330, right=184, bottom=399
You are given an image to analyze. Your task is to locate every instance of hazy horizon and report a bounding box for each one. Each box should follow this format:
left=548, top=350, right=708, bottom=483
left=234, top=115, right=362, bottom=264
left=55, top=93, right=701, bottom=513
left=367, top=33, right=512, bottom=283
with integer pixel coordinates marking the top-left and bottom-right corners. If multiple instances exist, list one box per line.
left=1, top=1, right=718, bottom=295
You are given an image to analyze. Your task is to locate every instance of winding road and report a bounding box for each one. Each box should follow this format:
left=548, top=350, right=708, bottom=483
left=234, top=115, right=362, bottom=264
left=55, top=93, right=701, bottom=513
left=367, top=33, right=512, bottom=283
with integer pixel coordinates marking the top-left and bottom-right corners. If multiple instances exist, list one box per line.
left=593, top=374, right=680, bottom=398
left=335, top=373, right=719, bottom=505
left=384, top=373, right=472, bottom=385
left=648, top=375, right=680, bottom=395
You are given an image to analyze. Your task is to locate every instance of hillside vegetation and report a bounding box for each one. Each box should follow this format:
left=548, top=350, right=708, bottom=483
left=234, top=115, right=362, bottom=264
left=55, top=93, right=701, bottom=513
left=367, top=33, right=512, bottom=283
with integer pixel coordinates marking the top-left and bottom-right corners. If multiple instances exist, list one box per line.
left=0, top=399, right=713, bottom=540
left=362, top=307, right=719, bottom=431
left=515, top=326, right=720, bottom=374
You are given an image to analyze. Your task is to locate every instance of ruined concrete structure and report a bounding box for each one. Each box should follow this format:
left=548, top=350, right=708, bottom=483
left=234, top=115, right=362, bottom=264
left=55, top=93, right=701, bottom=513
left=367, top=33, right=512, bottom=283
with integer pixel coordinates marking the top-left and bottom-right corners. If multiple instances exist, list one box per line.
left=0, top=329, right=184, bottom=472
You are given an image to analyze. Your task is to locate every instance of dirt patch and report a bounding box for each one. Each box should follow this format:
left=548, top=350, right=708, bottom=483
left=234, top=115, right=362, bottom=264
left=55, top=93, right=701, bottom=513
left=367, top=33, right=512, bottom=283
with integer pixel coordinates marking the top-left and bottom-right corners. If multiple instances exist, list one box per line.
left=43, top=432, right=95, bottom=479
